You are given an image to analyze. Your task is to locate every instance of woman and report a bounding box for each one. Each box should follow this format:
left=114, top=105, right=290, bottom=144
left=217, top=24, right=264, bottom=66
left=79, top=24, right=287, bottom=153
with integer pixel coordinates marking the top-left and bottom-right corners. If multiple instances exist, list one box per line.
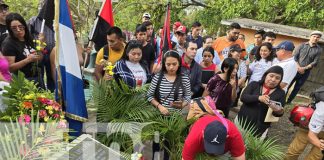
left=228, top=44, right=248, bottom=106
left=0, top=52, right=11, bottom=82
left=2, top=13, right=44, bottom=87
left=200, top=46, right=218, bottom=82
left=203, top=57, right=238, bottom=118
left=238, top=66, right=285, bottom=137
left=113, top=40, right=150, bottom=88
left=249, top=42, right=278, bottom=83
left=147, top=50, right=191, bottom=115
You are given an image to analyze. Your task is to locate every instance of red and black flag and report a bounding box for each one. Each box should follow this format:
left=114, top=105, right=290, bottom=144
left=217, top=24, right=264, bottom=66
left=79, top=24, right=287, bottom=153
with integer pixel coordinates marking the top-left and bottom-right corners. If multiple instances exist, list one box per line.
left=37, top=0, right=55, bottom=31
left=158, top=3, right=172, bottom=63
left=89, top=0, right=114, bottom=51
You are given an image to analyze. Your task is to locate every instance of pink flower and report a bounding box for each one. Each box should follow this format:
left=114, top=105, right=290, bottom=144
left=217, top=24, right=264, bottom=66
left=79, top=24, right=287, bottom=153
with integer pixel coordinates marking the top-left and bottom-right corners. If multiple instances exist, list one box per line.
left=52, top=114, right=60, bottom=119
left=57, top=120, right=67, bottom=129
left=39, top=110, right=47, bottom=118
left=24, top=115, right=31, bottom=124
left=18, top=115, right=31, bottom=125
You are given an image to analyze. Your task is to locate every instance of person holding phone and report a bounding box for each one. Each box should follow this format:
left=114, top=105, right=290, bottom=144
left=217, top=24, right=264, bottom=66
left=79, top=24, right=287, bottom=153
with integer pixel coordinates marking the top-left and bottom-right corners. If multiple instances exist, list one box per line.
left=203, top=57, right=238, bottom=118
left=238, top=66, right=285, bottom=137
left=147, top=50, right=191, bottom=115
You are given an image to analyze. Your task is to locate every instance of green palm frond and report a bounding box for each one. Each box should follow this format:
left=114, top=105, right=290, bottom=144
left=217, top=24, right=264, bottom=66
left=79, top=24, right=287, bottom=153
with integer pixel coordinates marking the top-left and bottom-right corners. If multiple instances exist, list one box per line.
left=234, top=117, right=285, bottom=160
left=0, top=114, right=68, bottom=159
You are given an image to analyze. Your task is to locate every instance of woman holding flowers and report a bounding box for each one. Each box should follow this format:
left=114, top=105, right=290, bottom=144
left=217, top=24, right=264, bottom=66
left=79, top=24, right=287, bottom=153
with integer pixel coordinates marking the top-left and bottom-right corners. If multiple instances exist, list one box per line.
left=113, top=40, right=151, bottom=88
left=1, top=13, right=44, bottom=87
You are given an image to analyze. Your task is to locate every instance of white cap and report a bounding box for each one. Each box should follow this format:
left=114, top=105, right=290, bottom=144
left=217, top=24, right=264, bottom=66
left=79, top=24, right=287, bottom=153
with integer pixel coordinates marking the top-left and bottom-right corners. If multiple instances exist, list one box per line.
left=310, top=30, right=322, bottom=37
left=142, top=13, right=151, bottom=18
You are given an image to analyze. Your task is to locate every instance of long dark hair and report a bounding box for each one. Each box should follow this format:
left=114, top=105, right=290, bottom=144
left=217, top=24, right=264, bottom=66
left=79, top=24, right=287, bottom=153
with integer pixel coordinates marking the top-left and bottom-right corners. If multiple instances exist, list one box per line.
left=221, top=57, right=238, bottom=83
left=255, top=42, right=275, bottom=62
left=155, top=50, right=184, bottom=102
left=6, top=13, right=34, bottom=48
left=259, top=66, right=284, bottom=89
left=121, top=40, right=143, bottom=62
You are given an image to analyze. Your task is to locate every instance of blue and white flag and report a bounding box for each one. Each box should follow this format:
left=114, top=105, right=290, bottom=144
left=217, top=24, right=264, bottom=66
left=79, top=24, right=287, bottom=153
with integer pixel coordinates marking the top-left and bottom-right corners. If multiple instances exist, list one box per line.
left=57, top=0, right=88, bottom=136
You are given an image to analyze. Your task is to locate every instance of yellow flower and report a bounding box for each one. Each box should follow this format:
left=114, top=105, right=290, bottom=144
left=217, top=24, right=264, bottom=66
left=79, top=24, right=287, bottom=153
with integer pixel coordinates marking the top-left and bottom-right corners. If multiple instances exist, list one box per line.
left=39, top=124, right=45, bottom=133
left=48, top=110, right=53, bottom=115
left=60, top=115, right=65, bottom=119
left=44, top=116, right=49, bottom=122
left=24, top=93, right=35, bottom=100
left=39, top=94, right=46, bottom=98
left=46, top=105, right=53, bottom=111
left=36, top=46, right=41, bottom=51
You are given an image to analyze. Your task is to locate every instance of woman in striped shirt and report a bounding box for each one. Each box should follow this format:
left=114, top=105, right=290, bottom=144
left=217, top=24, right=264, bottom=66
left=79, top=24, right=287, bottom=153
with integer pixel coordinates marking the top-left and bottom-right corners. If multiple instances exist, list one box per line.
left=147, top=50, right=191, bottom=115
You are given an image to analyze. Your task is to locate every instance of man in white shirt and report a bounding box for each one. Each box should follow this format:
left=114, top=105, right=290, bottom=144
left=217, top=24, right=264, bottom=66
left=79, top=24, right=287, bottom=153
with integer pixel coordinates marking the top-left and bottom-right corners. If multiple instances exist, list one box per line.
left=274, top=41, right=298, bottom=93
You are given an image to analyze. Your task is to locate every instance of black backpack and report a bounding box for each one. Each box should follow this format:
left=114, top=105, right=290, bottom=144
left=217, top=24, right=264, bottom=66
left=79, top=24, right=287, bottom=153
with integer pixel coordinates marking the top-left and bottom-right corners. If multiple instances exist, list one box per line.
left=310, top=86, right=324, bottom=103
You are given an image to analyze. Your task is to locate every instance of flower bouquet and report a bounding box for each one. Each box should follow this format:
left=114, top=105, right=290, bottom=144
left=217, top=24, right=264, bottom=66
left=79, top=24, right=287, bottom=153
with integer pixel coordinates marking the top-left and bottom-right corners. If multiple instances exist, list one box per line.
left=100, top=59, right=115, bottom=77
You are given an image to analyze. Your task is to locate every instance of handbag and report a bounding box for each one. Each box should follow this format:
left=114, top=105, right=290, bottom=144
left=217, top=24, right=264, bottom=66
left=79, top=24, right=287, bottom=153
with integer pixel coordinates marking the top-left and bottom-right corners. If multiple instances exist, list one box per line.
left=187, top=96, right=218, bottom=120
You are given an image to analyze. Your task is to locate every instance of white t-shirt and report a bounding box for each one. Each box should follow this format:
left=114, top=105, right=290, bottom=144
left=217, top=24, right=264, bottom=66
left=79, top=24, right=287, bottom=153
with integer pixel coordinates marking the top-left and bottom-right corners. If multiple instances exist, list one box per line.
left=249, top=58, right=279, bottom=83
left=126, top=61, right=147, bottom=86
left=274, top=57, right=298, bottom=93
left=309, top=101, right=324, bottom=133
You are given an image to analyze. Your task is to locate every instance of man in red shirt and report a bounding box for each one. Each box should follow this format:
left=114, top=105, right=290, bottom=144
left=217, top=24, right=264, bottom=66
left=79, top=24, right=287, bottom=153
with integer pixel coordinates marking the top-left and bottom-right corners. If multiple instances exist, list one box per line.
left=182, top=115, right=246, bottom=160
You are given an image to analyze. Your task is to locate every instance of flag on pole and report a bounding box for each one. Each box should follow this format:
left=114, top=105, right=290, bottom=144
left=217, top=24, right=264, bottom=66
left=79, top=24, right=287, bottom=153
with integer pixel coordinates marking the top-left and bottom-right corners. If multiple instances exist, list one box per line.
left=57, top=0, right=88, bottom=137
left=89, top=0, right=114, bottom=51
left=157, top=3, right=172, bottom=63
left=38, top=0, right=55, bottom=31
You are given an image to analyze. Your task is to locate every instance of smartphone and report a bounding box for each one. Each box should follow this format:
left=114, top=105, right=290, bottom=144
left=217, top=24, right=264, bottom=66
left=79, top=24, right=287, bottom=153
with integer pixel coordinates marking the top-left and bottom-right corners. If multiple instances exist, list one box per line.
left=269, top=100, right=283, bottom=110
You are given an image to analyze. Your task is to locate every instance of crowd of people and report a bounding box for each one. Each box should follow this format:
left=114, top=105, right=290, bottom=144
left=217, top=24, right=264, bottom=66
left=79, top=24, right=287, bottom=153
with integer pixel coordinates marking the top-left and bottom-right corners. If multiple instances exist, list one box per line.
left=0, top=0, right=323, bottom=159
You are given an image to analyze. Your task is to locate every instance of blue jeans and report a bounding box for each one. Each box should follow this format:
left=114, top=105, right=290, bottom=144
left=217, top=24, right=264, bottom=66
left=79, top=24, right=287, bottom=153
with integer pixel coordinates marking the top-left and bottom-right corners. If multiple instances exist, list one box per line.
left=287, top=70, right=311, bottom=103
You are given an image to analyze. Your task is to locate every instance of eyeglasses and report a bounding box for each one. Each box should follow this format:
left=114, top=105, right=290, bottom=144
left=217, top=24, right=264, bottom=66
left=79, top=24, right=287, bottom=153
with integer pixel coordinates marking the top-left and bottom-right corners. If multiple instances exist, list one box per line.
left=0, top=6, right=9, bottom=13
left=10, top=25, right=25, bottom=32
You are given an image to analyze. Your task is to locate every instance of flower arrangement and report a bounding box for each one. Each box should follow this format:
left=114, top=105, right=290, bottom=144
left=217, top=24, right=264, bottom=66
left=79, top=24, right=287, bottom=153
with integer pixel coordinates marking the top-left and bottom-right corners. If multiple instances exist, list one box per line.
left=100, top=59, right=115, bottom=76
left=1, top=72, right=65, bottom=125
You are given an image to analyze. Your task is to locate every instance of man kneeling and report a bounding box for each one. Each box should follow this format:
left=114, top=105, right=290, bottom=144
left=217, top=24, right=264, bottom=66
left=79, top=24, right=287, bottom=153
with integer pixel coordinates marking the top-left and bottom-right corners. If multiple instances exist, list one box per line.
left=182, top=115, right=245, bottom=160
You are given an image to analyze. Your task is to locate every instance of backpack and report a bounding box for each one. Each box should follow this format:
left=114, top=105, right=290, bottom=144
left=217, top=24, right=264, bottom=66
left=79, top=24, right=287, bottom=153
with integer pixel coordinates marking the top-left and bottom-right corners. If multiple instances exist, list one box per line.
left=310, top=86, right=324, bottom=103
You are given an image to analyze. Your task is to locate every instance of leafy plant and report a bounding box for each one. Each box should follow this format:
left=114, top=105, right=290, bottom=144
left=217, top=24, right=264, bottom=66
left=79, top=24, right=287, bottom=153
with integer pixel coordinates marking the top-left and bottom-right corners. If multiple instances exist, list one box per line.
left=0, top=113, right=68, bottom=160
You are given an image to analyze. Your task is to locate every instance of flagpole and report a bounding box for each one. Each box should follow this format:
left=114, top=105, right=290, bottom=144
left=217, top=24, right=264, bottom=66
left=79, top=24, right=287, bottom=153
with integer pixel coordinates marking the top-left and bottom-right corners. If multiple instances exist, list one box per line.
left=54, top=0, right=63, bottom=104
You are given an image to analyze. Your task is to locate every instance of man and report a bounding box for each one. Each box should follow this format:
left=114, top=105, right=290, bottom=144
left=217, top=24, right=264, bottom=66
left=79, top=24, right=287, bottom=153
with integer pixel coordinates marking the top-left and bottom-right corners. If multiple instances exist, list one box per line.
left=94, top=26, right=125, bottom=81
left=285, top=99, right=324, bottom=160
left=212, top=22, right=246, bottom=61
left=274, top=41, right=298, bottom=93
left=194, top=35, right=221, bottom=65
left=135, top=24, right=155, bottom=72
left=246, top=29, right=265, bottom=61
left=171, top=21, right=181, bottom=43
left=0, top=0, right=9, bottom=47
left=181, top=41, right=202, bottom=98
left=142, top=12, right=150, bottom=22
left=182, top=115, right=246, bottom=160
left=175, top=25, right=187, bottom=56
left=186, top=21, right=203, bottom=49
left=263, top=31, right=276, bottom=45
left=287, top=31, right=323, bottom=104
left=142, top=21, right=154, bottom=46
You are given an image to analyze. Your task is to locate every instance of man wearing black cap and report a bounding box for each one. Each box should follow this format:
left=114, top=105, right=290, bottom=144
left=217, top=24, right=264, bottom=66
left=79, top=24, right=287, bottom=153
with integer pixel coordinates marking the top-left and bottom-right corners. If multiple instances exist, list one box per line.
left=274, top=41, right=298, bottom=93
left=0, top=0, right=9, bottom=47
left=287, top=31, right=323, bottom=104
left=182, top=115, right=245, bottom=160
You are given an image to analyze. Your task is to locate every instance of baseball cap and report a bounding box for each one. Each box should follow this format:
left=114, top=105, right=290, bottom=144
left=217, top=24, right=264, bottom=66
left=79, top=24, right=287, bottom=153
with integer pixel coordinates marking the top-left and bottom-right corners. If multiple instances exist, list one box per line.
left=310, top=30, right=322, bottom=37
left=176, top=25, right=186, bottom=34
left=0, top=0, right=8, bottom=7
left=142, top=13, right=151, bottom=19
left=173, top=22, right=182, bottom=29
left=203, top=121, right=227, bottom=155
left=275, top=41, right=295, bottom=52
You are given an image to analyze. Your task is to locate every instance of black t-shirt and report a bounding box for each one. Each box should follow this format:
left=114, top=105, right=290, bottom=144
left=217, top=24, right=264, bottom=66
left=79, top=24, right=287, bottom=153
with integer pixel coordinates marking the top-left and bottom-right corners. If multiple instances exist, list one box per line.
left=0, top=24, right=8, bottom=48
left=2, top=37, right=37, bottom=78
left=142, top=43, right=155, bottom=71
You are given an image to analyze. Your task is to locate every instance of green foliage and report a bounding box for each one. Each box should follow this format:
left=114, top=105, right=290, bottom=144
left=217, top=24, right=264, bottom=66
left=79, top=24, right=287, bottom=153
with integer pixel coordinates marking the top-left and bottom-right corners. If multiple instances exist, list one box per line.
left=93, top=79, right=286, bottom=159
left=234, top=118, right=285, bottom=160
left=5, top=0, right=39, bottom=21
left=191, top=0, right=324, bottom=35
left=0, top=113, right=68, bottom=159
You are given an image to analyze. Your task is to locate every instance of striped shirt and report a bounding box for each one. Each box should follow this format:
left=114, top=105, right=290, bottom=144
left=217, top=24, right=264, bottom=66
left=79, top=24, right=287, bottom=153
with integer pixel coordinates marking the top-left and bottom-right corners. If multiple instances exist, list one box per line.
left=147, top=73, right=191, bottom=110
